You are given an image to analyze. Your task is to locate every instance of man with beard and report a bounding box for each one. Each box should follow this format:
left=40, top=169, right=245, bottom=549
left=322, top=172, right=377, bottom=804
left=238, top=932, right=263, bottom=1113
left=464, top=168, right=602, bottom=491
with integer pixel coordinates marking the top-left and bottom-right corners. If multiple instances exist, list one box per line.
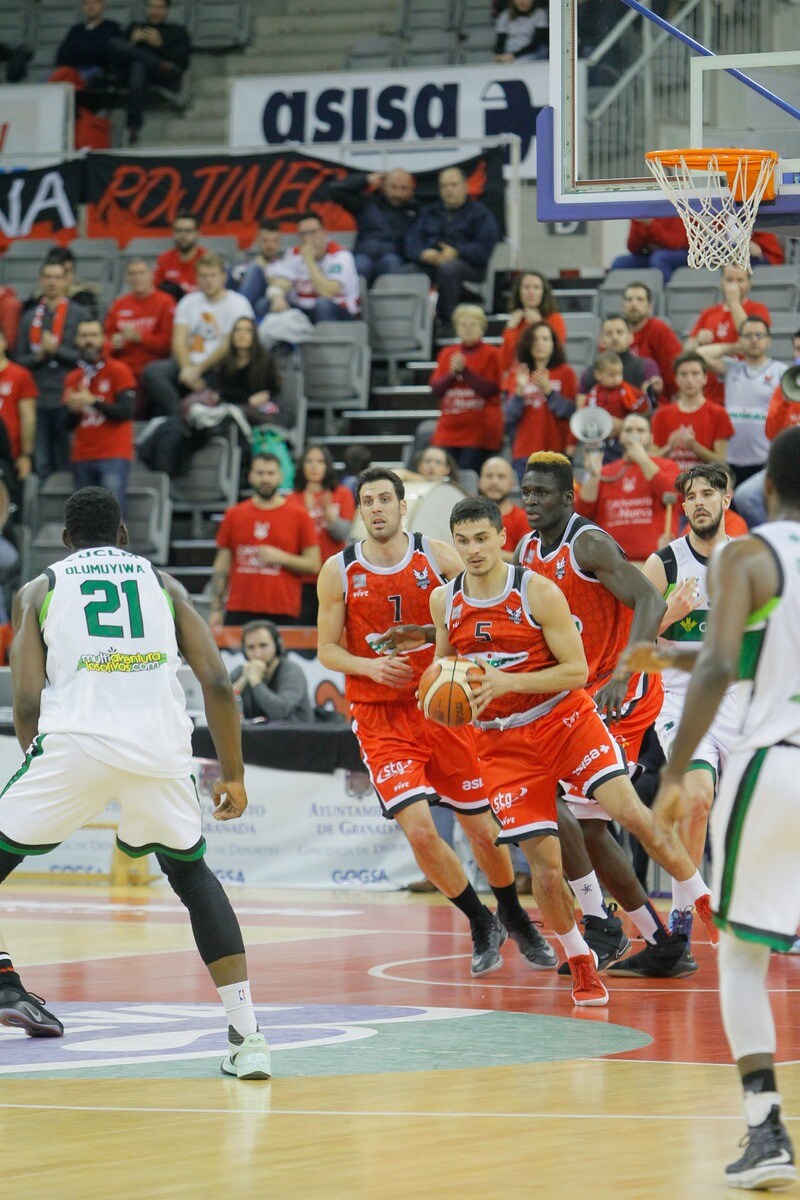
left=210, top=454, right=321, bottom=628
left=317, top=467, right=556, bottom=977
left=633, top=464, right=740, bottom=968
left=63, top=319, right=136, bottom=511
left=154, top=211, right=207, bottom=300
left=516, top=451, right=708, bottom=977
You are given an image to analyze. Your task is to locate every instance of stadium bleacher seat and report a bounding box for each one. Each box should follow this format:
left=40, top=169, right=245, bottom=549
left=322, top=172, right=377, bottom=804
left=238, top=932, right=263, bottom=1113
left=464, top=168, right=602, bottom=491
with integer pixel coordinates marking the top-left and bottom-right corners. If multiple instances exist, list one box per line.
left=367, top=274, right=434, bottom=384
left=594, top=267, right=665, bottom=319
left=300, top=322, right=372, bottom=436
left=750, top=265, right=800, bottom=313
left=169, top=431, right=242, bottom=539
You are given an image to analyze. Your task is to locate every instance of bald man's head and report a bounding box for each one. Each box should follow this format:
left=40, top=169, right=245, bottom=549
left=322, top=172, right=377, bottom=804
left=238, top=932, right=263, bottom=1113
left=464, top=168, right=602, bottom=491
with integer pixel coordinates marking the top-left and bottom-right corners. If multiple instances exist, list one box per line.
left=382, top=169, right=415, bottom=206
left=479, top=456, right=516, bottom=503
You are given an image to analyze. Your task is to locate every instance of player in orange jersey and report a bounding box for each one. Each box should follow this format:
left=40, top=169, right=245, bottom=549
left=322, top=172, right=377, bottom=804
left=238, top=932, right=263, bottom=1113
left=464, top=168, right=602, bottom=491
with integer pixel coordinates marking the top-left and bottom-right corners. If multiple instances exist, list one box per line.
left=317, top=467, right=555, bottom=977
left=430, top=496, right=610, bottom=1005
left=516, top=452, right=712, bottom=977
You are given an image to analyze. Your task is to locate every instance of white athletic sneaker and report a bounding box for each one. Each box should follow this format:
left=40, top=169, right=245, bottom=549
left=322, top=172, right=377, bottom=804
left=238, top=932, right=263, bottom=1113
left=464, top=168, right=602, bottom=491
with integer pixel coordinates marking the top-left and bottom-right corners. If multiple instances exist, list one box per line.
left=220, top=1028, right=272, bottom=1080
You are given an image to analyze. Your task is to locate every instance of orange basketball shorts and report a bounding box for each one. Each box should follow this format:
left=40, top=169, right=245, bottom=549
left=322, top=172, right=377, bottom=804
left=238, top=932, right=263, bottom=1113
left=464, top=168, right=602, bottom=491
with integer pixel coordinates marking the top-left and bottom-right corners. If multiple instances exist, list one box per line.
left=350, top=699, right=489, bottom=818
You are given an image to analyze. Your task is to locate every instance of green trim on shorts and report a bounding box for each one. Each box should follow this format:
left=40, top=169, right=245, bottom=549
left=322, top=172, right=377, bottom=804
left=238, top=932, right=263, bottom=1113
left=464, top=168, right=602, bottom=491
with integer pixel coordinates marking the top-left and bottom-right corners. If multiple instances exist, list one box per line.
left=0, top=831, right=60, bottom=856
left=0, top=734, right=47, bottom=800
left=688, top=759, right=717, bottom=783
left=116, top=835, right=207, bottom=861
left=715, top=915, right=795, bottom=953
left=717, top=747, right=768, bottom=926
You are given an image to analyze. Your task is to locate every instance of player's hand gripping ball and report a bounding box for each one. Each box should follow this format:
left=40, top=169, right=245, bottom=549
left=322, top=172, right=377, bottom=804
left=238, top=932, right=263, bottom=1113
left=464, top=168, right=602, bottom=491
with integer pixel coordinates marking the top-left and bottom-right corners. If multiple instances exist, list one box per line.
left=418, top=656, right=485, bottom=727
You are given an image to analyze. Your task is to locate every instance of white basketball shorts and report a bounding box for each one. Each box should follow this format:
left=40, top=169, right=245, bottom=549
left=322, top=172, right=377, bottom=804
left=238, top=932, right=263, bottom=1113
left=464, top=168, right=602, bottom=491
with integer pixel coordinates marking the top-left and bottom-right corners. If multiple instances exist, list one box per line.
left=0, top=733, right=205, bottom=859
left=711, top=744, right=800, bottom=950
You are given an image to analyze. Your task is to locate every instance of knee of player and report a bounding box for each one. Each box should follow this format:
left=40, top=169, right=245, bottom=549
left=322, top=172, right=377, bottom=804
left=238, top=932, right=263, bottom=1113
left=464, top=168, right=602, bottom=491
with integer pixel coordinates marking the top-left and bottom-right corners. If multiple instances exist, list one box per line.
left=404, top=816, right=440, bottom=859
left=685, top=772, right=715, bottom=818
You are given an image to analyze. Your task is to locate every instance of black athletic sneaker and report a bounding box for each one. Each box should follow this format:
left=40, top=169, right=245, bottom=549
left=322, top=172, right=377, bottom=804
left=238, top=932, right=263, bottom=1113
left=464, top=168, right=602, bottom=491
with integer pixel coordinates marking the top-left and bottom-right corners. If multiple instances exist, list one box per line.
left=469, top=914, right=507, bottom=977
left=556, top=905, right=631, bottom=975
left=0, top=986, right=64, bottom=1037
left=726, top=1106, right=797, bottom=1191
left=501, top=914, right=557, bottom=969
left=606, top=932, right=696, bottom=978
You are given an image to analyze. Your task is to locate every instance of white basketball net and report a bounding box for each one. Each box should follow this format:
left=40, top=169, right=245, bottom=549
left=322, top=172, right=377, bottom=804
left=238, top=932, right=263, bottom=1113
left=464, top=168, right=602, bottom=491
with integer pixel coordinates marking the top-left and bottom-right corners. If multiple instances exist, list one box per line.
left=645, top=150, right=777, bottom=272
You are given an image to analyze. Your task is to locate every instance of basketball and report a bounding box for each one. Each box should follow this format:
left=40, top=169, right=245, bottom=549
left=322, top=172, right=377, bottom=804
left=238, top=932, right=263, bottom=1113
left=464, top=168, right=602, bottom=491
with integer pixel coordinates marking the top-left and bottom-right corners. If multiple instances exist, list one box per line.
left=418, top=656, right=485, bottom=727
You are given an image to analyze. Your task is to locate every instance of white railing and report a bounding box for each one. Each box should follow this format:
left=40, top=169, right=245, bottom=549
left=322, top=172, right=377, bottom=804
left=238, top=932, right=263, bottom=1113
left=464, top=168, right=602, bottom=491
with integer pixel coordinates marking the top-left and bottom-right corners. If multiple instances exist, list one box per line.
left=585, top=0, right=764, bottom=182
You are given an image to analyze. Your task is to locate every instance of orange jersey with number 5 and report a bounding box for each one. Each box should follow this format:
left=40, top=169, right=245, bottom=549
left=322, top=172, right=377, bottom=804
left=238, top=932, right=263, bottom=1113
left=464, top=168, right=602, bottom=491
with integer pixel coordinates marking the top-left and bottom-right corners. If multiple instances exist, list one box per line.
left=337, top=532, right=444, bottom=704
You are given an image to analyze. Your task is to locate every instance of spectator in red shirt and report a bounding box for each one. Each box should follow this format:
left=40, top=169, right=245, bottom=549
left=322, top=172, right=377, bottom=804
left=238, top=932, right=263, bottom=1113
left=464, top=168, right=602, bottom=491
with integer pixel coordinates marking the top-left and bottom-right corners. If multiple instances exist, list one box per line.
left=153, top=211, right=207, bottom=301
left=292, top=444, right=356, bottom=625
left=503, top=321, right=576, bottom=476
left=0, top=285, right=22, bottom=352
left=500, top=271, right=566, bottom=371
left=610, top=216, right=689, bottom=282
left=0, top=327, right=36, bottom=484
left=63, top=318, right=136, bottom=510
left=622, top=281, right=683, bottom=401
left=210, top=453, right=321, bottom=628
left=574, top=411, right=680, bottom=563
left=651, top=352, right=734, bottom=473
left=750, top=231, right=784, bottom=266
left=429, top=304, right=502, bottom=473
left=478, top=455, right=529, bottom=560
left=684, top=265, right=771, bottom=406
left=720, top=464, right=750, bottom=538
left=105, top=258, right=175, bottom=412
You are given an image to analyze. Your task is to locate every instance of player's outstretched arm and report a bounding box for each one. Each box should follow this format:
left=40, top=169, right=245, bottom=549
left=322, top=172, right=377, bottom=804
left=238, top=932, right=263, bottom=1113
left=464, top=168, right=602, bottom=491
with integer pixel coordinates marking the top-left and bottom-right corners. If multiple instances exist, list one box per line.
left=525, top=574, right=588, bottom=693
left=163, top=573, right=247, bottom=819
left=9, top=577, right=48, bottom=752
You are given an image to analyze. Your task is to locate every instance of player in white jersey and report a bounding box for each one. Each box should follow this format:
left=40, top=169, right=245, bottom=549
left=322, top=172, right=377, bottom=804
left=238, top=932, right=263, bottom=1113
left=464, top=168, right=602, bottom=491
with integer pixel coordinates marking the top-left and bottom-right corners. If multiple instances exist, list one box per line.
left=620, top=428, right=800, bottom=1192
left=0, top=488, right=271, bottom=1081
left=640, top=464, right=739, bottom=963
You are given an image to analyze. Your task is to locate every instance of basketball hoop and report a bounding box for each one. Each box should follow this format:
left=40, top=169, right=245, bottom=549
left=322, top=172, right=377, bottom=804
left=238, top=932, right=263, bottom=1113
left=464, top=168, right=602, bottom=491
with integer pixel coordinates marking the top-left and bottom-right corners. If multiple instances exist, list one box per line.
left=644, top=148, right=779, bottom=271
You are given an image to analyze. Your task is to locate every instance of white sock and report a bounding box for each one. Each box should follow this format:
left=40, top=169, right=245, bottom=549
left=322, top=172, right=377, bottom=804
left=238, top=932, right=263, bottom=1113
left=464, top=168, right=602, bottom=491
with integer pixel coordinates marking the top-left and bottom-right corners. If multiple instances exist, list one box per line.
left=217, top=980, right=258, bottom=1038
left=568, top=872, right=608, bottom=920
left=671, top=870, right=710, bottom=911
left=744, top=1090, right=781, bottom=1128
left=626, top=904, right=659, bottom=944
left=557, top=923, right=591, bottom=960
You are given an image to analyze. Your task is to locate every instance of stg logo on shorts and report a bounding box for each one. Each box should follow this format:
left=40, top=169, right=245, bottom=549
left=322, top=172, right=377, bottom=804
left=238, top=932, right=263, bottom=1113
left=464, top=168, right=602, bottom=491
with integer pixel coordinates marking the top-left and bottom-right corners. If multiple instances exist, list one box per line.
left=376, top=759, right=413, bottom=784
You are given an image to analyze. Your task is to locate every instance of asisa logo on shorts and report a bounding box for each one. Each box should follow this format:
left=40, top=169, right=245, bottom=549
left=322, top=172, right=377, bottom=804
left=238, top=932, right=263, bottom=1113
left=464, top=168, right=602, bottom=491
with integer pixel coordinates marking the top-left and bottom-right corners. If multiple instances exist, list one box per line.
left=376, top=759, right=413, bottom=784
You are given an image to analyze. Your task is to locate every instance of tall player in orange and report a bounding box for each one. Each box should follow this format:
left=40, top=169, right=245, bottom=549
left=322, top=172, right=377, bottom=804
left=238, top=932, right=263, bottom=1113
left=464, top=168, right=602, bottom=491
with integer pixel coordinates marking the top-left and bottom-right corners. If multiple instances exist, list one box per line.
left=317, top=468, right=555, bottom=977
left=517, top=452, right=714, bottom=976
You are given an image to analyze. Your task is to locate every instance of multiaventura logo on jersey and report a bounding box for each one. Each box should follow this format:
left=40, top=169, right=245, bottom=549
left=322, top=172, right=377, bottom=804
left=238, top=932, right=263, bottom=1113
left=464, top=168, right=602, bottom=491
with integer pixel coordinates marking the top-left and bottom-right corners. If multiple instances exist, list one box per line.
left=76, top=649, right=167, bottom=673
left=376, top=759, right=413, bottom=784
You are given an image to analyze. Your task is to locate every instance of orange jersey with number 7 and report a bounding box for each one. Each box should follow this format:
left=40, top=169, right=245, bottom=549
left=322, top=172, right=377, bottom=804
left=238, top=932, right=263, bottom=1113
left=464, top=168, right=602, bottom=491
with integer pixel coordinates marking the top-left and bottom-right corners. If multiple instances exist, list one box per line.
left=336, top=532, right=444, bottom=704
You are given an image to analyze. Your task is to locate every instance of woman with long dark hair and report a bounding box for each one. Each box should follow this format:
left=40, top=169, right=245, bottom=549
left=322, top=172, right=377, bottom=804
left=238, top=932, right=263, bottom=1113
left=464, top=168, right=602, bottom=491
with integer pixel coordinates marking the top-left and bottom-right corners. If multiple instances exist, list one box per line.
left=292, top=443, right=355, bottom=624
left=503, top=321, right=577, bottom=477
left=212, top=316, right=283, bottom=426
left=501, top=270, right=566, bottom=371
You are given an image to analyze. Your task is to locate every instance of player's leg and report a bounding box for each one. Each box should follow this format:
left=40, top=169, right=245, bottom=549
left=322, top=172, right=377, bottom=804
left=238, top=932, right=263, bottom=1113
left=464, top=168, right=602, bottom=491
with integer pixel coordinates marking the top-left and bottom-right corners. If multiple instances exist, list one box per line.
left=454, top=808, right=556, bottom=968
left=518, top=833, right=607, bottom=1006
left=0, top=734, right=115, bottom=1038
left=590, top=775, right=716, bottom=943
left=556, top=798, right=630, bottom=968
left=0, top=855, right=64, bottom=1037
left=156, top=852, right=270, bottom=1080
left=115, top=769, right=270, bottom=1080
left=711, top=745, right=798, bottom=1189
left=479, top=725, right=607, bottom=1006
left=393, top=800, right=506, bottom=976
left=667, top=764, right=715, bottom=953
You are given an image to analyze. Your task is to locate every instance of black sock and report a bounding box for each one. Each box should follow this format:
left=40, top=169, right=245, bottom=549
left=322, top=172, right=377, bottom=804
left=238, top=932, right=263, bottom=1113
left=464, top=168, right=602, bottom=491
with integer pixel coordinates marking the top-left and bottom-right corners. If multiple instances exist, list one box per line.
left=491, top=882, right=525, bottom=924
left=0, top=952, right=22, bottom=991
left=449, top=884, right=492, bottom=924
left=743, top=1067, right=778, bottom=1097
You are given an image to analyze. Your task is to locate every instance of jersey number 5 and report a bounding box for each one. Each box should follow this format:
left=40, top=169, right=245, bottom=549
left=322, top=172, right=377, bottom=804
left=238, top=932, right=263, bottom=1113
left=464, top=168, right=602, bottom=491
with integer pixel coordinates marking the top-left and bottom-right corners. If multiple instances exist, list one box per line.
left=81, top=580, right=144, bottom=639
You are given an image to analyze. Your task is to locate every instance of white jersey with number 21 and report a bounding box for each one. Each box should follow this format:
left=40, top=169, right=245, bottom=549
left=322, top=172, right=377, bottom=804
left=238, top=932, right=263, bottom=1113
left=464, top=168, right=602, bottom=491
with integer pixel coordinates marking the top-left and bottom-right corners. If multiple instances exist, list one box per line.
left=37, top=547, right=193, bottom=778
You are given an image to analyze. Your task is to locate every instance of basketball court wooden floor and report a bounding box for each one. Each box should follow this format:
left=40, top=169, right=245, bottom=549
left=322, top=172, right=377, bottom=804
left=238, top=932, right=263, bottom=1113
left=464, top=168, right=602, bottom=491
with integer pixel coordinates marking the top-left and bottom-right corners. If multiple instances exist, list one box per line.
left=2, top=882, right=799, bottom=1200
